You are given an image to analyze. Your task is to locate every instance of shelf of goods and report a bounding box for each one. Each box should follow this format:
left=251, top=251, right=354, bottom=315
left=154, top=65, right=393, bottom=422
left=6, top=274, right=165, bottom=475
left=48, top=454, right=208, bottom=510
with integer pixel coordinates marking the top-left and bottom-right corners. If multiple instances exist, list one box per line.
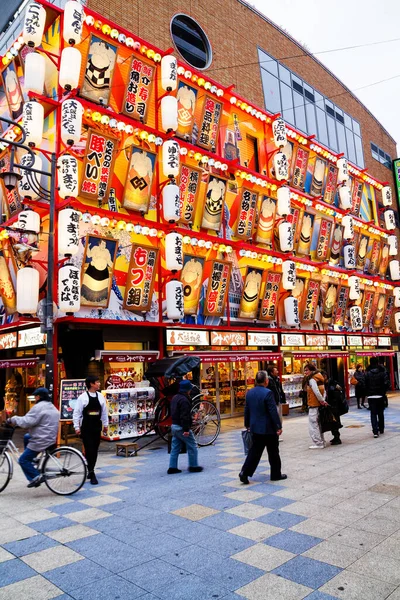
left=282, top=374, right=304, bottom=408
left=102, top=386, right=156, bottom=441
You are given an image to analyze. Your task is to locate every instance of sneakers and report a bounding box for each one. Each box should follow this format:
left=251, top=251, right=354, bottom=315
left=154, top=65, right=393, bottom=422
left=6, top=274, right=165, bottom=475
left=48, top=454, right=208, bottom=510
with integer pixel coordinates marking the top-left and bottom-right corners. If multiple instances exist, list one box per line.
left=167, top=468, right=182, bottom=474
left=309, top=445, right=324, bottom=449
left=373, top=434, right=379, bottom=438
left=188, top=466, right=203, bottom=473
left=271, top=474, right=288, bottom=481
left=27, top=475, right=44, bottom=488
left=239, top=471, right=249, bottom=485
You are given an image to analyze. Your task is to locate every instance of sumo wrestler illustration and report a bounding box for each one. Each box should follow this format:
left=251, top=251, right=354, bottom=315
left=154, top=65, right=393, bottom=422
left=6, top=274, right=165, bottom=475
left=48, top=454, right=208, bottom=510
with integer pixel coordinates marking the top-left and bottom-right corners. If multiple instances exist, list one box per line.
left=239, top=269, right=262, bottom=318
left=2, top=63, right=23, bottom=120
left=177, top=83, right=197, bottom=137
left=81, top=36, right=117, bottom=104
left=297, top=214, right=313, bottom=255
left=356, top=236, right=369, bottom=270
left=181, top=257, right=204, bottom=315
left=256, top=197, right=276, bottom=245
left=201, top=175, right=226, bottom=231
left=123, top=148, right=156, bottom=213
left=330, top=225, right=343, bottom=265
left=322, top=284, right=338, bottom=323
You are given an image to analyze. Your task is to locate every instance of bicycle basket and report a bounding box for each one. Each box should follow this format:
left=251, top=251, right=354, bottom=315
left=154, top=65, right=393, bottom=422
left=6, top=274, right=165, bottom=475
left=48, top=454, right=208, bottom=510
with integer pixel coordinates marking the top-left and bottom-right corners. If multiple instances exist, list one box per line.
left=0, top=424, right=14, bottom=451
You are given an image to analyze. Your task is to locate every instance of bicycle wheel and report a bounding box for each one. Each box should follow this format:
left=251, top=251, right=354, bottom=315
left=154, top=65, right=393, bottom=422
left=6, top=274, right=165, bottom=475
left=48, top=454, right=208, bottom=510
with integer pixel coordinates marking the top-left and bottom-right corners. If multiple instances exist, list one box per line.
left=191, top=399, right=221, bottom=446
left=154, top=397, right=171, bottom=441
left=42, top=446, right=87, bottom=496
left=0, top=451, right=12, bottom=493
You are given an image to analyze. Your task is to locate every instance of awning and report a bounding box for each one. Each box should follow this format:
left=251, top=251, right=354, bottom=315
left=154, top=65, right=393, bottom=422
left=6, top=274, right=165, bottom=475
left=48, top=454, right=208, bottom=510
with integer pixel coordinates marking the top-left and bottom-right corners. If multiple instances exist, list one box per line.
left=0, top=358, right=39, bottom=369
left=292, top=351, right=349, bottom=359
left=94, top=351, right=159, bottom=363
left=175, top=351, right=283, bottom=363
left=355, top=351, right=395, bottom=357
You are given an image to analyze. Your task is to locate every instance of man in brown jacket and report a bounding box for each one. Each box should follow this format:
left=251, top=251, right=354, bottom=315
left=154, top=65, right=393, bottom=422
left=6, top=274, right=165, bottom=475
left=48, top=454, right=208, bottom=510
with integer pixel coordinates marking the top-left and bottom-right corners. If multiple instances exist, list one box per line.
left=303, top=364, right=328, bottom=449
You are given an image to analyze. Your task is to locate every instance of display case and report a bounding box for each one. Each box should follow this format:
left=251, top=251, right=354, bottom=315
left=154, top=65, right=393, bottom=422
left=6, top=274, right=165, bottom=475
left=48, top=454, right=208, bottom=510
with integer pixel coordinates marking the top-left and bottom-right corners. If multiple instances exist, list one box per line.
left=103, top=386, right=156, bottom=440
left=281, top=374, right=304, bottom=408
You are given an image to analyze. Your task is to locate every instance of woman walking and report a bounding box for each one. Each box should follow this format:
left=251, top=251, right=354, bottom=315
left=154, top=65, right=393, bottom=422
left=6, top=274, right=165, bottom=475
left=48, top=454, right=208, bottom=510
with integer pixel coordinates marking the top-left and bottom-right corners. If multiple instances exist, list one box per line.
left=303, top=364, right=328, bottom=449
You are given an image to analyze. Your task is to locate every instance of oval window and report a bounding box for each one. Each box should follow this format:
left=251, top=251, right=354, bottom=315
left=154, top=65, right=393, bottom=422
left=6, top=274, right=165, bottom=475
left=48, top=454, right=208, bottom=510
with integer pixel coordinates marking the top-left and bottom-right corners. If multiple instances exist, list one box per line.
left=170, top=14, right=212, bottom=70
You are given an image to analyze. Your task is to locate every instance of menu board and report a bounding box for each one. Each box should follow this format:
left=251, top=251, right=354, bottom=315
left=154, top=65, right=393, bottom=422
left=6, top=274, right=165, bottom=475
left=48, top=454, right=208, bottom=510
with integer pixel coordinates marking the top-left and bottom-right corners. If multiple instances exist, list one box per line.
left=59, top=379, right=86, bottom=421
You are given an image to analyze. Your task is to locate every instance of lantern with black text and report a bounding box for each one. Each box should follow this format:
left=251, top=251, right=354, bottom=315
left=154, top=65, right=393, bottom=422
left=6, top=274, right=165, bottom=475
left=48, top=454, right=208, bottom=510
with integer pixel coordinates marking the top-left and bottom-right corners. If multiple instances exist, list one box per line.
left=273, top=151, right=289, bottom=181
left=388, top=235, right=398, bottom=256
left=61, top=99, right=83, bottom=146
left=22, top=101, right=44, bottom=147
left=23, top=2, right=46, bottom=47
left=165, top=232, right=183, bottom=272
left=163, top=182, right=180, bottom=223
left=162, top=140, right=180, bottom=178
left=161, top=55, right=177, bottom=91
left=395, top=312, right=400, bottom=333
left=17, top=209, right=40, bottom=233
left=272, top=118, right=287, bottom=148
left=343, top=244, right=356, bottom=269
left=277, top=186, right=291, bottom=216
left=350, top=306, right=363, bottom=331
left=23, top=52, right=45, bottom=95
left=348, top=275, right=360, bottom=300
left=393, top=287, right=400, bottom=308
left=16, top=266, right=39, bottom=314
left=18, top=152, right=42, bottom=200
left=284, top=296, right=300, bottom=326
left=390, top=260, right=400, bottom=281
left=337, top=157, right=349, bottom=184
left=58, top=208, right=80, bottom=256
left=166, top=280, right=184, bottom=321
left=282, top=260, right=296, bottom=290
left=384, top=209, right=396, bottom=231
left=338, top=184, right=351, bottom=210
left=342, top=215, right=354, bottom=240
left=59, top=47, right=82, bottom=91
left=382, top=186, right=393, bottom=207
left=279, top=221, right=294, bottom=252
left=58, top=263, right=81, bottom=314
left=63, top=0, right=84, bottom=45
left=161, top=96, right=178, bottom=132
left=57, top=155, right=79, bottom=199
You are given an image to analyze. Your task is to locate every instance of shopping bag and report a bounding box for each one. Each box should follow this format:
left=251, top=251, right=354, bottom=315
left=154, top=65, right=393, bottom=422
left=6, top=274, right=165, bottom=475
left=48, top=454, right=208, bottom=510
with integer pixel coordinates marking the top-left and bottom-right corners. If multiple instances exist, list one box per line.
left=318, top=406, right=337, bottom=433
left=241, top=430, right=253, bottom=455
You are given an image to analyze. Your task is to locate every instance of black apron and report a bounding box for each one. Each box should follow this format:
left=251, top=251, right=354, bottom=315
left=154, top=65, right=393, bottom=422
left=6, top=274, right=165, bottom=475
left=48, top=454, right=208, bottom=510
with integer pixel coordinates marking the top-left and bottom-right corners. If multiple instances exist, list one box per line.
left=81, top=392, right=102, bottom=435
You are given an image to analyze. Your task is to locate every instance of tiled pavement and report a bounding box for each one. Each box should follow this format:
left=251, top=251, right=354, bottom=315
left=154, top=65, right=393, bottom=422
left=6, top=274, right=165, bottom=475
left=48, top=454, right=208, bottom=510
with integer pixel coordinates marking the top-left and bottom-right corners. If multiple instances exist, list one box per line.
left=2, top=399, right=400, bottom=599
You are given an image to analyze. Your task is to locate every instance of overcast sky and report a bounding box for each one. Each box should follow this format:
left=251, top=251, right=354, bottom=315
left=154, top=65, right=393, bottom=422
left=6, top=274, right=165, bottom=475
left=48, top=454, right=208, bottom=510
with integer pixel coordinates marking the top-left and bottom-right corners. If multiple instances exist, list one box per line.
left=251, top=0, right=400, bottom=153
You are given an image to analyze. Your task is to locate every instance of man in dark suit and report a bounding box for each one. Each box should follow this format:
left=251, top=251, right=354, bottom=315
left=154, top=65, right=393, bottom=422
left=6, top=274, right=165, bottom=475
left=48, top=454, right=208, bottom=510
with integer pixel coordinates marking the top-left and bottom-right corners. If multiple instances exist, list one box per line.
left=239, top=370, right=286, bottom=484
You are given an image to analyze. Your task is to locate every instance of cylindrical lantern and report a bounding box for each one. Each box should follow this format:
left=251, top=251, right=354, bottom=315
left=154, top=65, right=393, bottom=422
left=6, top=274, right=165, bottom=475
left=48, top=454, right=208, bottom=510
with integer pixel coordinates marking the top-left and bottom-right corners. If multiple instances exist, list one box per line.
left=384, top=209, right=396, bottom=231
left=338, top=184, right=351, bottom=210
left=58, top=208, right=80, bottom=256
left=337, top=157, right=349, bottom=184
left=394, top=312, right=400, bottom=333
left=388, top=235, right=398, bottom=256
left=23, top=2, right=46, bottom=47
left=382, top=186, right=393, bottom=207
left=59, top=47, right=82, bottom=90
left=279, top=221, right=294, bottom=252
left=58, top=263, right=81, bottom=313
left=162, top=140, right=180, bottom=178
left=161, top=96, right=178, bottom=132
left=343, top=244, right=356, bottom=269
left=18, top=152, right=42, bottom=200
left=17, top=209, right=40, bottom=233
left=161, top=55, right=177, bottom=92
left=390, top=260, right=400, bottom=281
left=282, top=260, right=296, bottom=290
left=277, top=186, right=291, bottom=216
left=272, top=117, right=287, bottom=148
left=166, top=280, right=184, bottom=321
left=350, top=306, right=363, bottom=331
left=342, top=215, right=354, bottom=240
left=284, top=296, right=300, bottom=327
left=63, top=0, right=84, bottom=45
left=61, top=99, right=83, bottom=146
left=393, top=287, right=400, bottom=308
left=57, top=155, right=79, bottom=199
left=22, top=101, right=44, bottom=147
left=163, top=182, right=180, bottom=223
left=16, top=266, right=39, bottom=314
left=273, top=151, right=289, bottom=181
left=348, top=275, right=360, bottom=300
left=165, top=232, right=183, bottom=271
left=23, top=52, right=45, bottom=95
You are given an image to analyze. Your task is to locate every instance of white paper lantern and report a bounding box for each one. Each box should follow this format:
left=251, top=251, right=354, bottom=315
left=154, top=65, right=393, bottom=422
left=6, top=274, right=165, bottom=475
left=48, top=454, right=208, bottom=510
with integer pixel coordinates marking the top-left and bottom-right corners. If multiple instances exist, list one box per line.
left=384, top=209, right=396, bottom=231
left=59, top=47, right=82, bottom=90
left=343, top=244, right=356, bottom=269
left=17, top=266, right=39, bottom=314
left=350, top=306, right=363, bottom=331
left=337, top=157, right=349, bottom=184
left=388, top=235, right=398, bottom=256
left=58, top=263, right=81, bottom=313
left=63, top=0, right=84, bottom=45
left=277, top=186, right=291, bottom=216
left=161, top=96, right=178, bottom=132
left=166, top=280, right=184, bottom=320
left=279, top=221, right=294, bottom=252
left=390, top=260, right=400, bottom=281
left=395, top=312, right=400, bottom=333
left=61, top=99, right=83, bottom=146
left=393, top=287, right=400, bottom=308
left=273, top=151, right=289, bottom=181
left=163, top=182, right=180, bottom=222
left=161, top=55, right=177, bottom=91
left=23, top=2, right=46, bottom=47
left=22, top=101, right=44, bottom=147
left=18, top=152, right=42, bottom=200
left=165, top=232, right=183, bottom=271
left=284, top=296, right=300, bottom=327
left=272, top=117, right=287, bottom=148
left=162, top=140, right=180, bottom=178
left=282, top=260, right=296, bottom=290
left=23, top=52, right=45, bottom=95
left=338, top=184, right=352, bottom=210
left=382, top=186, right=393, bottom=207
left=58, top=208, right=80, bottom=256
left=348, top=275, right=360, bottom=300
left=57, top=155, right=79, bottom=199
left=17, top=209, right=40, bottom=233
left=342, top=215, right=354, bottom=240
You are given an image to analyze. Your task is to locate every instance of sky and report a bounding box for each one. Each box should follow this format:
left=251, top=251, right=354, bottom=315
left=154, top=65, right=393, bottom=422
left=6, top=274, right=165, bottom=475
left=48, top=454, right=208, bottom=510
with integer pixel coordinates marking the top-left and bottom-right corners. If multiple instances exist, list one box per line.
left=251, top=0, right=400, bottom=151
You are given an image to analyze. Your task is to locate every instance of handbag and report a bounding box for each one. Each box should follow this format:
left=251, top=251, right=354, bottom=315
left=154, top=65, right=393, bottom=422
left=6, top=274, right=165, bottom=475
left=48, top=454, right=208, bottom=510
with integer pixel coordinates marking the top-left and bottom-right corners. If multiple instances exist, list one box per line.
left=318, top=406, right=337, bottom=433
left=241, top=429, right=253, bottom=455
left=350, top=375, right=358, bottom=386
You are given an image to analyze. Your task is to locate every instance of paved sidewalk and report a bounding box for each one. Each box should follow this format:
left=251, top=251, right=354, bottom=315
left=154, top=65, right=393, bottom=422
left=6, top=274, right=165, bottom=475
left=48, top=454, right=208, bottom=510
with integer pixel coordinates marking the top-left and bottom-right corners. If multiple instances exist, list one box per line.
left=1, top=400, right=400, bottom=600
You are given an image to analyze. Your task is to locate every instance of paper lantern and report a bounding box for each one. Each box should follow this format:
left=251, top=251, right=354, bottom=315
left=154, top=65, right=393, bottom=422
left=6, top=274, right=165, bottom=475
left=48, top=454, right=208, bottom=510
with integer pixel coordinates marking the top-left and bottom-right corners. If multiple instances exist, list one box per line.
left=161, top=96, right=178, bottom=132
left=350, top=306, right=363, bottom=331
left=384, top=209, right=396, bottom=231
left=342, top=215, right=354, bottom=240
left=382, top=186, right=393, bottom=207
left=23, top=2, right=46, bottom=47
left=395, top=312, right=400, bottom=333
left=338, top=184, right=351, bottom=210
left=284, top=296, right=300, bottom=327
left=17, top=209, right=40, bottom=233
left=61, top=99, right=83, bottom=146
left=282, top=260, right=296, bottom=290
left=277, top=186, right=291, bottom=216
left=58, top=208, right=80, bottom=256
left=18, top=152, right=42, bottom=200
left=273, top=151, right=289, bottom=181
left=348, top=275, right=360, bottom=300
left=393, top=287, right=400, bottom=308
left=337, top=157, right=349, bottom=184
left=23, top=52, right=45, bottom=95
left=63, top=0, right=84, bottom=45
left=390, top=260, right=400, bottom=281
left=279, top=221, right=294, bottom=252
left=58, top=263, right=81, bottom=313
left=343, top=244, right=356, bottom=269
left=272, top=117, right=287, bottom=148
left=161, top=55, right=178, bottom=91
left=166, top=280, right=184, bottom=320
left=165, top=232, right=183, bottom=271
left=57, top=155, right=79, bottom=199
left=59, top=47, right=82, bottom=90
left=16, top=266, right=39, bottom=314
left=163, top=182, right=180, bottom=223
left=388, top=235, right=398, bottom=256
left=22, top=101, right=44, bottom=148
left=162, top=140, right=180, bottom=178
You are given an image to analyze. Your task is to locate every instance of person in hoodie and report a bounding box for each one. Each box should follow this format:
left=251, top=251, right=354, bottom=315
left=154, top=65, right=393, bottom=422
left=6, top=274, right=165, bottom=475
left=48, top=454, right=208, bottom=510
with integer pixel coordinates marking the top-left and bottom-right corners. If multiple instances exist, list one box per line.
left=364, top=357, right=390, bottom=438
left=10, top=387, right=59, bottom=488
left=303, top=363, right=329, bottom=449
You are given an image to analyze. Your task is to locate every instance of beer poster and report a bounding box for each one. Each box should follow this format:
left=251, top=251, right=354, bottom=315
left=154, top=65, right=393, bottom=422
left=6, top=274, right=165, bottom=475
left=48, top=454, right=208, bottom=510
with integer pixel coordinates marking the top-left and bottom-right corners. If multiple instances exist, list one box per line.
left=302, top=280, right=320, bottom=322
left=362, top=291, right=375, bottom=327
left=239, top=267, right=263, bottom=319
left=122, top=148, right=157, bottom=213
left=123, top=244, right=158, bottom=312
left=122, top=56, right=155, bottom=122
left=197, top=95, right=222, bottom=151
left=315, top=218, right=333, bottom=261
left=80, top=129, right=117, bottom=205
left=180, top=255, right=204, bottom=315
left=259, top=272, right=281, bottom=321
left=178, top=164, right=202, bottom=224
left=236, top=188, right=258, bottom=240
left=292, top=147, right=309, bottom=190
left=351, top=180, right=363, bottom=216
left=324, top=164, right=338, bottom=204
left=201, top=175, right=227, bottom=231
left=383, top=295, right=394, bottom=328
left=176, top=81, right=198, bottom=139
left=81, top=35, right=118, bottom=105
left=204, top=260, right=231, bottom=317
left=334, top=285, right=349, bottom=326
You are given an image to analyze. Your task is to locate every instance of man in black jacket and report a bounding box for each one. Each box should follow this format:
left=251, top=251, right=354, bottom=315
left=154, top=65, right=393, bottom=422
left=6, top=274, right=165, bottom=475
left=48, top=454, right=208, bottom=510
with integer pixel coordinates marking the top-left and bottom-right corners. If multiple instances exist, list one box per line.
left=167, top=380, right=203, bottom=474
left=267, top=365, right=286, bottom=428
left=364, top=358, right=390, bottom=438
left=239, top=371, right=286, bottom=484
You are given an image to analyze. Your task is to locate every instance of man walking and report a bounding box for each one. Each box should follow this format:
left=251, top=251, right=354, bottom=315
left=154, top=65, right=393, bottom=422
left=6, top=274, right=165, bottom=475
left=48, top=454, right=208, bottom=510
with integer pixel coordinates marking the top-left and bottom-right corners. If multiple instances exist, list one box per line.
left=364, top=357, right=390, bottom=438
left=239, top=370, right=286, bottom=484
left=267, top=365, right=286, bottom=429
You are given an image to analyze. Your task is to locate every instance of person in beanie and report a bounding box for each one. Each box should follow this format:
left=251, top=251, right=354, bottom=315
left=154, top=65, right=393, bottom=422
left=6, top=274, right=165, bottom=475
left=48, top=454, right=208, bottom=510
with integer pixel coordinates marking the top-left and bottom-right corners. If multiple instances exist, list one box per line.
left=168, top=379, right=203, bottom=474
left=364, top=357, right=390, bottom=438
left=10, top=387, right=59, bottom=488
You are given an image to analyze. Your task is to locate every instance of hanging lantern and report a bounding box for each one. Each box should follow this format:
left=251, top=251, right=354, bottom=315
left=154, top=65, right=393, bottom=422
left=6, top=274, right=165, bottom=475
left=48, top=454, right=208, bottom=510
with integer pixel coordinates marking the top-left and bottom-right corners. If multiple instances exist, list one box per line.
left=59, top=47, right=82, bottom=91
left=338, top=184, right=352, bottom=210
left=161, top=96, right=178, bottom=132
left=277, top=186, right=291, bottom=216
left=58, top=208, right=79, bottom=256
left=343, top=244, right=356, bottom=269
left=16, top=266, right=39, bottom=314
left=162, top=140, right=180, bottom=178
left=161, top=55, right=177, bottom=91
left=282, top=260, right=296, bottom=290
left=166, top=280, right=184, bottom=321
left=393, top=287, right=400, bottom=308
left=348, top=275, right=361, bottom=300
left=384, top=209, right=396, bottom=231
left=63, top=0, right=84, bottom=45
left=165, top=232, right=183, bottom=271
left=337, top=157, right=349, bottom=184
left=350, top=306, right=363, bottom=331
left=162, top=182, right=180, bottom=223
left=382, top=186, right=393, bottom=207
left=58, top=263, right=81, bottom=314
left=279, top=221, right=294, bottom=252
left=22, top=101, right=44, bottom=147
left=17, top=208, right=40, bottom=233
left=395, top=312, right=400, bottom=333
left=57, top=155, right=79, bottom=199
left=18, top=152, right=42, bottom=200
left=272, top=117, right=287, bottom=148
left=284, top=296, right=300, bottom=327
left=273, top=151, right=289, bottom=181
left=388, top=235, right=398, bottom=256
left=390, top=260, right=400, bottom=281
left=61, top=99, right=83, bottom=146
left=23, top=52, right=45, bottom=95
left=342, top=215, right=354, bottom=240
left=23, top=2, right=46, bottom=47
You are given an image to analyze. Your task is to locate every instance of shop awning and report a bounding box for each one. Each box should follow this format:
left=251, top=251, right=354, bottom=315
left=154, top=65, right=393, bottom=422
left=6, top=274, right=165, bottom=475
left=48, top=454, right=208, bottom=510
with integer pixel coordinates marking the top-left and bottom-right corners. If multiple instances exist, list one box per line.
left=355, top=351, right=395, bottom=357
left=94, top=351, right=159, bottom=363
left=292, top=351, right=349, bottom=359
left=0, top=358, right=39, bottom=369
left=176, top=351, right=283, bottom=364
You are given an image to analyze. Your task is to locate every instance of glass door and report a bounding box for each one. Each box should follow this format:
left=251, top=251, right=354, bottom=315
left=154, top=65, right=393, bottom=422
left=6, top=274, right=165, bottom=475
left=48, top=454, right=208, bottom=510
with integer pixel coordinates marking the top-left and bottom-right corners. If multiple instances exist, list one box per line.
left=217, top=361, right=232, bottom=415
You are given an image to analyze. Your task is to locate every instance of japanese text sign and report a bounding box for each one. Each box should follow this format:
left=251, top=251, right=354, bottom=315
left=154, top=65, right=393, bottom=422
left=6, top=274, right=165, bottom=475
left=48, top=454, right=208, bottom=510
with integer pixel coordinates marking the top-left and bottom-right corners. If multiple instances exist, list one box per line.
left=124, top=244, right=158, bottom=312
left=122, top=56, right=155, bottom=122
left=204, top=260, right=231, bottom=316
left=236, top=188, right=258, bottom=240
left=80, top=129, right=117, bottom=204
left=197, top=95, right=222, bottom=151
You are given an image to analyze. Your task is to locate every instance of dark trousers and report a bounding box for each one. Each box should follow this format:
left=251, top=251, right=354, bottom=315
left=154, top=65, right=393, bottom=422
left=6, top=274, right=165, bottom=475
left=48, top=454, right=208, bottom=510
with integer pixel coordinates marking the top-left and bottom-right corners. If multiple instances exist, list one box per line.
left=81, top=428, right=101, bottom=473
left=241, top=433, right=282, bottom=480
left=368, top=397, right=385, bottom=434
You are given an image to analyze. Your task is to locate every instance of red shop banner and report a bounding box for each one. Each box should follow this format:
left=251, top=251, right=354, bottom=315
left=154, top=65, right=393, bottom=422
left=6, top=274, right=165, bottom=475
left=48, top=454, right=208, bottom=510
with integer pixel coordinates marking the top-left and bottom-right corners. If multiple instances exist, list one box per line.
left=197, top=95, right=222, bottom=151
left=323, top=164, right=338, bottom=204
left=316, top=219, right=333, bottom=261
left=123, top=244, right=158, bottom=312
left=122, top=56, right=155, bottom=123
left=302, top=280, right=320, bottom=322
left=204, top=260, right=231, bottom=317
left=80, top=129, right=117, bottom=205
left=259, top=272, right=281, bottom=321
left=0, top=358, right=38, bottom=369
left=292, top=147, right=309, bottom=190
left=351, top=180, right=363, bottom=216
left=334, top=285, right=349, bottom=326
left=236, top=188, right=258, bottom=240
left=178, top=164, right=202, bottom=225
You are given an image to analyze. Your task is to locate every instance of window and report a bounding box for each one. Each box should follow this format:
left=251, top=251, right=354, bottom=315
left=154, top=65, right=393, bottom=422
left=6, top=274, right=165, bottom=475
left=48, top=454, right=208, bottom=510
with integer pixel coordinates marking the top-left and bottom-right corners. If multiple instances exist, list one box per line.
left=261, top=69, right=281, bottom=114
left=245, top=135, right=260, bottom=172
left=170, top=14, right=212, bottom=70
left=371, top=142, right=392, bottom=169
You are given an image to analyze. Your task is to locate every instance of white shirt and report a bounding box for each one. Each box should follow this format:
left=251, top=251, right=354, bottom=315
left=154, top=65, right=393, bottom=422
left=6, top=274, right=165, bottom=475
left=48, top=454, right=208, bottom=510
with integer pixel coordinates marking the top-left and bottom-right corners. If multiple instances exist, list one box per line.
left=309, top=378, right=326, bottom=404
left=73, top=391, right=109, bottom=431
